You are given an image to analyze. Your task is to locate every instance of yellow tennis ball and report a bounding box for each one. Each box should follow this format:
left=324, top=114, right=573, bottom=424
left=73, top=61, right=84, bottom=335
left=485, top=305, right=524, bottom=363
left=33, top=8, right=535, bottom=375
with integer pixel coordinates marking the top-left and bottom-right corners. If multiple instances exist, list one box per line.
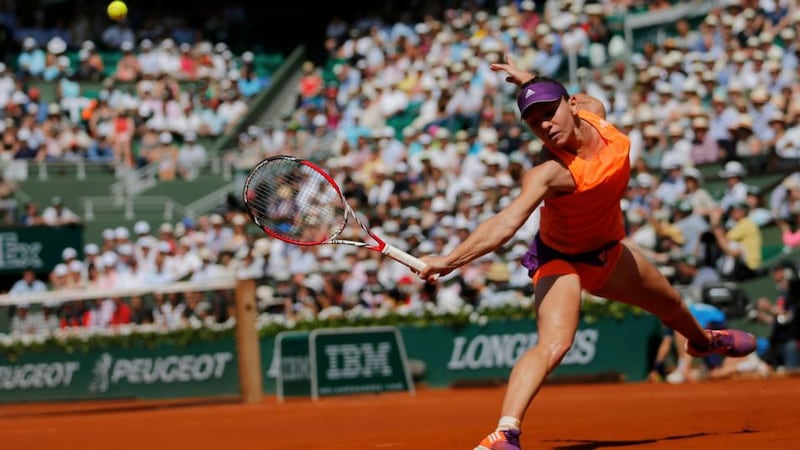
left=107, top=1, right=128, bottom=21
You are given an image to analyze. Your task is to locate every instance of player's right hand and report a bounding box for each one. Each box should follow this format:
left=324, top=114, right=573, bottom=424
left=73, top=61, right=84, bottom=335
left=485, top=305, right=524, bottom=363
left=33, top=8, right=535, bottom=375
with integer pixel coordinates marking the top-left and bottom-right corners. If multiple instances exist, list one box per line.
left=418, top=255, right=456, bottom=283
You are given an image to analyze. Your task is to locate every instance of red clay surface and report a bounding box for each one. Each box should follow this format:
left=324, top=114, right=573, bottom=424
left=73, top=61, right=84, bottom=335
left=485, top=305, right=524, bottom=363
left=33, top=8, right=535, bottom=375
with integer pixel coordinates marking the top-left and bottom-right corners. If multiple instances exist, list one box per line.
left=1, top=378, right=799, bottom=450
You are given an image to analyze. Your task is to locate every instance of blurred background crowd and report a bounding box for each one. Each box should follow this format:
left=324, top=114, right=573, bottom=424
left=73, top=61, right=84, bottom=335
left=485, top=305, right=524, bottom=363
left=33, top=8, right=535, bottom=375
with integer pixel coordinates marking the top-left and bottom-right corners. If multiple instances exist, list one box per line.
left=3, top=0, right=800, bottom=375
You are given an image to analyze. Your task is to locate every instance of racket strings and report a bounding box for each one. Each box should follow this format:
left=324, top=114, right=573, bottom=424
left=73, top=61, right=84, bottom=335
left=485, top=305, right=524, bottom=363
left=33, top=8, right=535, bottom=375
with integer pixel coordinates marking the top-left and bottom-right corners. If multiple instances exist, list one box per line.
left=245, top=159, right=347, bottom=244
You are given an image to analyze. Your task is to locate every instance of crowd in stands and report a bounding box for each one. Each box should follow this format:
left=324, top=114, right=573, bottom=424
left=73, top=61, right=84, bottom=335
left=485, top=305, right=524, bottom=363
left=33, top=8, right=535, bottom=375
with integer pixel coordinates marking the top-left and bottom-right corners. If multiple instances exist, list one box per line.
left=0, top=6, right=273, bottom=225
left=1, top=8, right=270, bottom=196
left=4, top=1, right=800, bottom=374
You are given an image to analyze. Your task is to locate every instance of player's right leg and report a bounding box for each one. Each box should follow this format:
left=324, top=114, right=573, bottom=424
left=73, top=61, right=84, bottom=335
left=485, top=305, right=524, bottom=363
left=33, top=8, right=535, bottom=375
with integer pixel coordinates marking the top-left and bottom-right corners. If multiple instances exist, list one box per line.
left=475, top=272, right=582, bottom=450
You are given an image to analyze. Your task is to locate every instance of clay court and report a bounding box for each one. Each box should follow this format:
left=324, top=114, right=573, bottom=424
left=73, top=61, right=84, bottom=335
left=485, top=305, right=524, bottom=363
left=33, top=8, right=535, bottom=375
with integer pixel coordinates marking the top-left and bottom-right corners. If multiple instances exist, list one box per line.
left=2, top=377, right=799, bottom=450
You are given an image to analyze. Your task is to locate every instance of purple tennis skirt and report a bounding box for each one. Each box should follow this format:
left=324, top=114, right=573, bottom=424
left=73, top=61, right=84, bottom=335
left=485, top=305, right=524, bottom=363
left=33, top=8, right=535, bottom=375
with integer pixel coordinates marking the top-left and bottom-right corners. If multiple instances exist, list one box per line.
left=520, top=234, right=619, bottom=277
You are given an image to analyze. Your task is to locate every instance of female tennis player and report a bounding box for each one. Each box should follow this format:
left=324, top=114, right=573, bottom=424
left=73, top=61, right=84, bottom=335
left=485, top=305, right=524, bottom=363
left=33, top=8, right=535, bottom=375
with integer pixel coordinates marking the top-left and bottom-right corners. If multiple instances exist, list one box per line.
left=417, top=57, right=757, bottom=450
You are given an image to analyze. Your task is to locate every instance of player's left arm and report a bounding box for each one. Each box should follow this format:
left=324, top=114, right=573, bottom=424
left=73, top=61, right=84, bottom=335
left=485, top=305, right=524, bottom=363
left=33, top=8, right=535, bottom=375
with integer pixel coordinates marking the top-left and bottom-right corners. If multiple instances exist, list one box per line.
left=489, top=56, right=606, bottom=118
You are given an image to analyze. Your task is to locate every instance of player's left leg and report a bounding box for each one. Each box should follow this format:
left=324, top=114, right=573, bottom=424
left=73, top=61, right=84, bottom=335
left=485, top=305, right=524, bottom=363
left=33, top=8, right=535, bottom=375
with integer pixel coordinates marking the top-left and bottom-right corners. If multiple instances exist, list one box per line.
left=592, top=244, right=756, bottom=357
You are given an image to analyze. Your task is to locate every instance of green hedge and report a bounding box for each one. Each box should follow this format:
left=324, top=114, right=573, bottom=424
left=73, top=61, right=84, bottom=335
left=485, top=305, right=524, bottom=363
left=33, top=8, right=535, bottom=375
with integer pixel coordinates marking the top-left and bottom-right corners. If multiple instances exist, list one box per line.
left=0, top=300, right=645, bottom=361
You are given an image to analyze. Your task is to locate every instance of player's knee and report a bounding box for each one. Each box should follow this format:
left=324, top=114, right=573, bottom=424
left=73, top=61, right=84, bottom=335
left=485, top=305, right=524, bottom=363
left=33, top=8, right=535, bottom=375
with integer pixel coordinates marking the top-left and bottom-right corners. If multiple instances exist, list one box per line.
left=537, top=336, right=574, bottom=370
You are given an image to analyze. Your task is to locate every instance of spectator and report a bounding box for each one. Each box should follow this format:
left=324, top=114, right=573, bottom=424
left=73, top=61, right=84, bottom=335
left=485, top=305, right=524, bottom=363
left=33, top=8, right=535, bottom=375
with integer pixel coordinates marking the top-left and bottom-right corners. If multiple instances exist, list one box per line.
left=109, top=297, right=132, bottom=326
left=57, top=73, right=87, bottom=124
left=298, top=60, right=323, bottom=107
left=679, top=167, right=716, bottom=218
left=82, top=297, right=114, bottom=329
left=143, top=242, right=176, bottom=285
left=182, top=291, right=212, bottom=326
left=775, top=208, right=800, bottom=250
left=76, top=48, right=103, bottom=82
left=157, top=222, right=178, bottom=253
left=624, top=210, right=657, bottom=252
left=708, top=93, right=738, bottom=153
left=9, top=303, right=46, bottom=335
left=748, top=88, right=777, bottom=145
left=111, top=107, right=135, bottom=168
left=689, top=116, right=720, bottom=164
left=355, top=259, right=389, bottom=310
left=773, top=112, right=800, bottom=168
left=478, top=261, right=519, bottom=308
left=237, top=61, right=267, bottom=99
left=43, top=37, right=68, bottom=82
left=68, top=260, right=86, bottom=288
left=133, top=39, right=155, bottom=76
left=753, top=260, right=800, bottom=370
left=41, top=196, right=80, bottom=226
left=176, top=43, right=197, bottom=80
left=16, top=37, right=46, bottom=78
left=129, top=296, right=154, bottom=325
left=532, top=33, right=562, bottom=77
left=59, top=122, right=93, bottom=159
left=41, top=302, right=60, bottom=332
left=745, top=186, right=773, bottom=227
left=0, top=173, right=17, bottom=225
left=83, top=41, right=106, bottom=81
left=651, top=300, right=765, bottom=383
left=155, top=131, right=178, bottom=181
left=218, top=88, right=248, bottom=133
left=717, top=161, right=749, bottom=214
left=730, top=117, right=765, bottom=172
left=59, top=301, right=84, bottom=328
left=9, top=268, right=47, bottom=295
left=115, top=41, right=141, bottom=82
left=176, top=131, right=208, bottom=180
left=101, top=20, right=135, bottom=50
left=639, top=125, right=665, bottom=172
left=50, top=263, right=71, bottom=289
left=87, top=129, right=115, bottom=165
left=18, top=201, right=43, bottom=226
left=583, top=3, right=610, bottom=42
left=653, top=155, right=685, bottom=206
left=672, top=199, right=709, bottom=257
left=709, top=202, right=762, bottom=281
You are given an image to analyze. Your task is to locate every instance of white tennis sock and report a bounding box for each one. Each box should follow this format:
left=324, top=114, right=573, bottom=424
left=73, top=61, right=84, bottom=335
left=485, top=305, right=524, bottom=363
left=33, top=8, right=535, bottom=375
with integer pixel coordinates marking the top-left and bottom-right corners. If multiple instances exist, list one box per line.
left=497, top=416, right=520, bottom=431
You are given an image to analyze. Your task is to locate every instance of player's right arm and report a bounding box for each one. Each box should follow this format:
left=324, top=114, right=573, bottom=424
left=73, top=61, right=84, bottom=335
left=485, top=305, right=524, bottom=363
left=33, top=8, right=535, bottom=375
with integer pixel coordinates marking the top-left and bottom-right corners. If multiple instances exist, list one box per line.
left=573, top=93, right=607, bottom=119
left=418, top=160, right=574, bottom=279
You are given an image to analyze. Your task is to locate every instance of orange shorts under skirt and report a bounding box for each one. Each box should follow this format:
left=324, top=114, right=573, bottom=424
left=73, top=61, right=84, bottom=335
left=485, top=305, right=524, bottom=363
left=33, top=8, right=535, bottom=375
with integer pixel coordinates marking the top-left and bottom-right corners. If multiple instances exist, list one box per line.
left=531, top=242, right=624, bottom=292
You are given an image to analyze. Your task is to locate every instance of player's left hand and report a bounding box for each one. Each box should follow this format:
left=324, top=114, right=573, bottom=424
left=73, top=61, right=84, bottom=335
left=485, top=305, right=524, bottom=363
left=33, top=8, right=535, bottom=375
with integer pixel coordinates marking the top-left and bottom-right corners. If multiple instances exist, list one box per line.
left=489, top=54, right=534, bottom=86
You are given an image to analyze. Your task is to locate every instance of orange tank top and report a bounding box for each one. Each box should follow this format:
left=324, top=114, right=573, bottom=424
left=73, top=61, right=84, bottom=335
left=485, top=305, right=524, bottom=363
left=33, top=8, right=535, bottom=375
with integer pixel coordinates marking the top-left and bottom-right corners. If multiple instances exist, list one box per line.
left=538, top=110, right=630, bottom=254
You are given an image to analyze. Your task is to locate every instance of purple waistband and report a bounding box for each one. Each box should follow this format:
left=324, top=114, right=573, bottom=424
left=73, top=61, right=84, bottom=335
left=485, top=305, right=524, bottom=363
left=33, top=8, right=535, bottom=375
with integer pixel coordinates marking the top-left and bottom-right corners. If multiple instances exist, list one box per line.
left=520, top=235, right=619, bottom=277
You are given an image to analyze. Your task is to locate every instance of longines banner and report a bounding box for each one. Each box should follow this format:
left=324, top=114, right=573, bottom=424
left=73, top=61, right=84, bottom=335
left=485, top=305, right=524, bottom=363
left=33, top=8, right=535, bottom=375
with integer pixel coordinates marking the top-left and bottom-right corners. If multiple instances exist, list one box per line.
left=0, top=314, right=659, bottom=403
left=398, top=315, right=661, bottom=387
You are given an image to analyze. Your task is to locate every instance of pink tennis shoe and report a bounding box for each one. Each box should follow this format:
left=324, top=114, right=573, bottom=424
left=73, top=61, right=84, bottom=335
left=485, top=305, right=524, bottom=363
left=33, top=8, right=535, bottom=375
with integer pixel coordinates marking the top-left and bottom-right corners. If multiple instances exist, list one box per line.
left=474, top=429, right=521, bottom=450
left=686, top=329, right=757, bottom=358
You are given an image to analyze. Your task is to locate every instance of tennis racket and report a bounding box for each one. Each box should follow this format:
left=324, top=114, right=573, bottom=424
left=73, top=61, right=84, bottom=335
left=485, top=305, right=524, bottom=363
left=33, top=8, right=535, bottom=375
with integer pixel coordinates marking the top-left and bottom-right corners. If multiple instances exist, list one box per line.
left=242, top=155, right=428, bottom=273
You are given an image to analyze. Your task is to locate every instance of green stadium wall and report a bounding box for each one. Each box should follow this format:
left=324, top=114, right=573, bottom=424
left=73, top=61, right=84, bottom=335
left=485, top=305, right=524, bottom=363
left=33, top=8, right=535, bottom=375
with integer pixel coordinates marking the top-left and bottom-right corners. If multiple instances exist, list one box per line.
left=0, top=313, right=659, bottom=403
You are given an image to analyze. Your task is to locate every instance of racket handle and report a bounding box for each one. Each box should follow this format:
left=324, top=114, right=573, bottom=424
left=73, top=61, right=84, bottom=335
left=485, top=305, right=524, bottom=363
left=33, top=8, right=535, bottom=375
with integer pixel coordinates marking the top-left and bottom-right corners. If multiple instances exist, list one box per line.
left=382, top=243, right=428, bottom=273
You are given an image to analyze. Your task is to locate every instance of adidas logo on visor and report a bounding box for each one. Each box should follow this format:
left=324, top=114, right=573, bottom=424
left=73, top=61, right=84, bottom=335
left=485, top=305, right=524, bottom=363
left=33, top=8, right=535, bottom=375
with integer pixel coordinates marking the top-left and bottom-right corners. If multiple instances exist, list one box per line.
left=525, top=89, right=535, bottom=98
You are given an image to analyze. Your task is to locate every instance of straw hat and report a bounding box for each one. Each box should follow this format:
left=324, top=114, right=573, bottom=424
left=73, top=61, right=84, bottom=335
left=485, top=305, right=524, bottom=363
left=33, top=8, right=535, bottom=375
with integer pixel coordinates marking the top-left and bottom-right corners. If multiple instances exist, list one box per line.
left=486, top=262, right=511, bottom=282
